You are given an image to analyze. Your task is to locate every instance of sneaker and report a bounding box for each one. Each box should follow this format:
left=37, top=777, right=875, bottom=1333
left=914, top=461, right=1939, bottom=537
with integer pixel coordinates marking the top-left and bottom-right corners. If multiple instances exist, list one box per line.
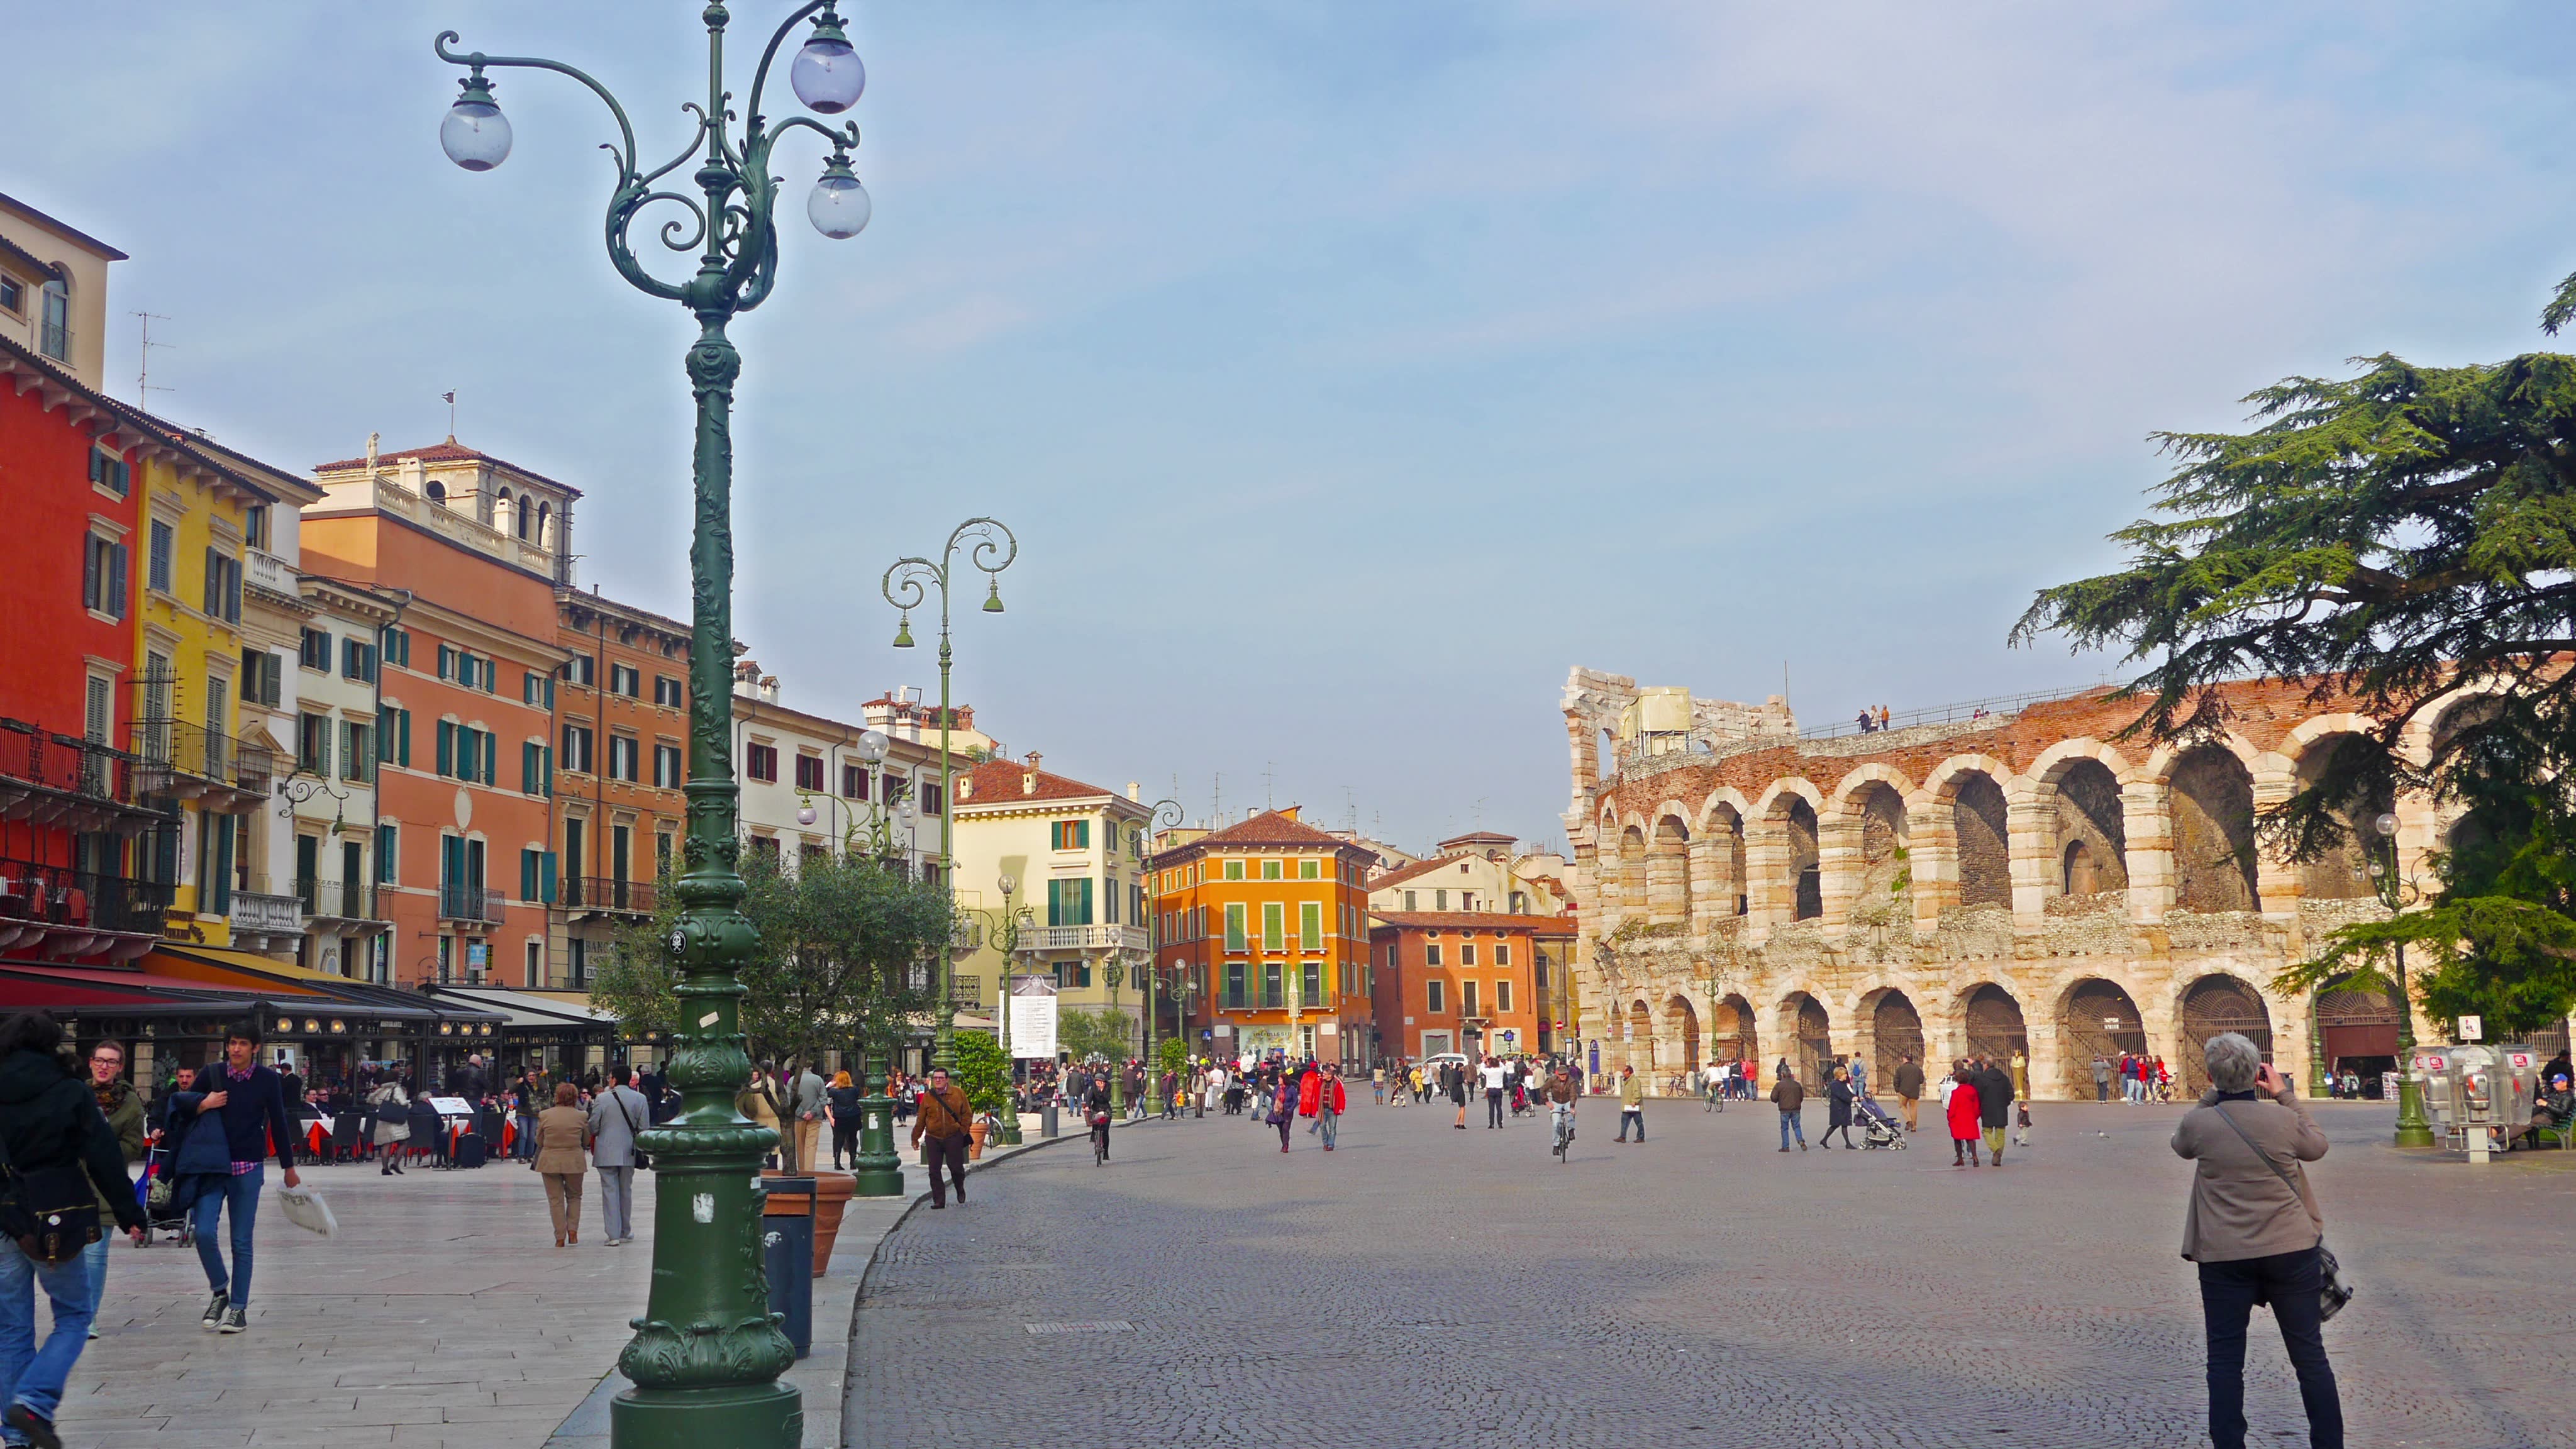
left=219, top=1306, right=248, bottom=1334
left=201, top=1291, right=228, bottom=1330
left=5, top=1402, right=63, bottom=1449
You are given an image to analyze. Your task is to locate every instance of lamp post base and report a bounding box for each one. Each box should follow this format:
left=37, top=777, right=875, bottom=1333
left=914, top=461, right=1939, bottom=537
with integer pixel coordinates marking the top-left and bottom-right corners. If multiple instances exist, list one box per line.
left=612, top=1382, right=801, bottom=1449
left=851, top=1092, right=906, bottom=1197
left=2393, top=1075, right=2438, bottom=1149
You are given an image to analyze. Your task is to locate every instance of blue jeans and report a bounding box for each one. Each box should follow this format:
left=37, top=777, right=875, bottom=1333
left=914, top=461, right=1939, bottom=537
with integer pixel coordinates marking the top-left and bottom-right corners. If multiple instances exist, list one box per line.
left=1779, top=1109, right=1805, bottom=1147
left=2199, top=1247, right=2343, bottom=1449
left=80, top=1236, right=108, bottom=1326
left=192, top=1165, right=262, bottom=1307
left=1316, top=1109, right=1338, bottom=1148
left=1617, top=1109, right=1643, bottom=1141
left=0, top=1236, right=94, bottom=1436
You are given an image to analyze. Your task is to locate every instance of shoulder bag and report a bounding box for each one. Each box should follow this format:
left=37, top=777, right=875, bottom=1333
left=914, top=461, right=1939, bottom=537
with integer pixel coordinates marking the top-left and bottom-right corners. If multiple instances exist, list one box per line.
left=616, top=1091, right=651, bottom=1171
left=0, top=1084, right=104, bottom=1266
left=2212, top=1101, right=2355, bottom=1322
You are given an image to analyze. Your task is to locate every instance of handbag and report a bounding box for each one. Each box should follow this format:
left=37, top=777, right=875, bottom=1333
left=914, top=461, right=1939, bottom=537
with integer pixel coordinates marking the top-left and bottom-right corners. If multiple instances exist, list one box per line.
left=2212, top=1102, right=2355, bottom=1322
left=616, top=1091, right=652, bottom=1172
left=0, top=1085, right=104, bottom=1266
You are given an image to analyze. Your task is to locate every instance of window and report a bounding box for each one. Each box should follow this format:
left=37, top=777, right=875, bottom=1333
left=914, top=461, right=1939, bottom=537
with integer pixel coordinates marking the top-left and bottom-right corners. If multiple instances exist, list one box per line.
left=240, top=649, right=282, bottom=707
left=0, top=274, right=18, bottom=314
left=561, top=724, right=595, bottom=775
left=1404, top=890, right=1416, bottom=912
left=1045, top=877, right=1095, bottom=926
left=1494, top=941, right=1511, bottom=966
left=523, top=672, right=546, bottom=706
left=745, top=743, right=777, bottom=782
left=1051, top=819, right=1091, bottom=852
left=1224, top=860, right=1244, bottom=881
left=1224, top=961, right=1247, bottom=1009
left=519, top=847, right=557, bottom=904
left=1426, top=979, right=1445, bottom=1014
left=1462, top=942, right=1478, bottom=967
left=561, top=653, right=594, bottom=687
left=377, top=824, right=399, bottom=884
left=1435, top=889, right=1448, bottom=910
left=38, top=280, right=69, bottom=362
left=1262, top=961, right=1284, bottom=1009
left=1262, top=901, right=1284, bottom=952
left=243, top=504, right=269, bottom=550
left=1462, top=980, right=1480, bottom=1017
left=147, top=521, right=174, bottom=593
left=794, top=753, right=824, bottom=791
left=919, top=782, right=943, bottom=816
left=1301, top=901, right=1322, bottom=952
left=609, top=663, right=641, bottom=697
left=655, top=743, right=684, bottom=789
left=297, top=713, right=330, bottom=774
left=1496, top=980, right=1513, bottom=1013
left=299, top=628, right=331, bottom=670
left=437, top=645, right=455, bottom=680
left=841, top=763, right=863, bottom=799
left=341, top=721, right=374, bottom=782
left=1223, top=902, right=1246, bottom=952
left=438, top=723, right=496, bottom=784
left=750, top=835, right=781, bottom=863
left=654, top=675, right=684, bottom=707
left=341, top=637, right=377, bottom=682
left=89, top=448, right=129, bottom=497
left=380, top=626, right=410, bottom=668
left=1299, top=858, right=1319, bottom=880
left=1262, top=859, right=1282, bottom=880
left=82, top=533, right=127, bottom=619
left=522, top=740, right=553, bottom=797
left=379, top=706, right=412, bottom=768
left=1426, top=942, right=1443, bottom=967
left=199, top=548, right=240, bottom=624
left=1301, top=960, right=1321, bottom=1004
left=609, top=735, right=640, bottom=782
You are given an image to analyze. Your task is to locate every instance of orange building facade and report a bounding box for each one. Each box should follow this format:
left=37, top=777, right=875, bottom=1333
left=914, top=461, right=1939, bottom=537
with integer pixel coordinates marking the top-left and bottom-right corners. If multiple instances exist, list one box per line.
left=1150, top=808, right=1376, bottom=1067
left=1368, top=912, right=1577, bottom=1065
left=300, top=440, right=574, bottom=991
left=553, top=590, right=689, bottom=987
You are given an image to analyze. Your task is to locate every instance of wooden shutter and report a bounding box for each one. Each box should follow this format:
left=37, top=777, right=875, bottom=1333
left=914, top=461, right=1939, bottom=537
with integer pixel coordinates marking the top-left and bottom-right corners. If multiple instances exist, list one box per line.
left=436, top=720, right=455, bottom=777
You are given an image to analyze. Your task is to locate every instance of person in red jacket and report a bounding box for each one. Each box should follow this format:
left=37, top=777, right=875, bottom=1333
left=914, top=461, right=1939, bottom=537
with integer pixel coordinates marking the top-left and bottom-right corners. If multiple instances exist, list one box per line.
left=1945, top=1062, right=1983, bottom=1169
left=1302, top=1065, right=1348, bottom=1152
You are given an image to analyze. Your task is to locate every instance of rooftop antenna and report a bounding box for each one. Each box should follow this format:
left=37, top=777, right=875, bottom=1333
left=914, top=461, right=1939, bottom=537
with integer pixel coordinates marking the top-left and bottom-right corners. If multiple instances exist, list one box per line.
left=1343, top=786, right=1356, bottom=832
left=1212, top=772, right=1222, bottom=826
left=442, top=389, right=458, bottom=441
left=133, top=312, right=173, bottom=406
left=1473, top=796, right=1488, bottom=831
left=1263, top=760, right=1276, bottom=811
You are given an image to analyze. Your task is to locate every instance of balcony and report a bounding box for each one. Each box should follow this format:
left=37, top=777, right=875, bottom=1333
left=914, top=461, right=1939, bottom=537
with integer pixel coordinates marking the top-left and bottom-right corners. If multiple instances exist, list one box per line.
left=949, top=918, right=983, bottom=952
left=245, top=547, right=296, bottom=601
left=1014, top=923, right=1152, bottom=955
left=131, top=719, right=274, bottom=813
left=367, top=474, right=563, bottom=582
left=560, top=875, right=655, bottom=918
left=229, top=879, right=306, bottom=953
left=0, top=720, right=158, bottom=833
left=437, top=882, right=508, bottom=926
left=0, top=857, right=169, bottom=962
left=296, top=876, right=387, bottom=924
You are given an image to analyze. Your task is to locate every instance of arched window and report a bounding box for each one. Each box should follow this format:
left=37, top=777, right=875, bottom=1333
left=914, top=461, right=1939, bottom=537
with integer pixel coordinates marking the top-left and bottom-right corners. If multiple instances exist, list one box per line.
left=37, top=279, right=69, bottom=362
left=535, top=501, right=552, bottom=548
left=426, top=479, right=448, bottom=507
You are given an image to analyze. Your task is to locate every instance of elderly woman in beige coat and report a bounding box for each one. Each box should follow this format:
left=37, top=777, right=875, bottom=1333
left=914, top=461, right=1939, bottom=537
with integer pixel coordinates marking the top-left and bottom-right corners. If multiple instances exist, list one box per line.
left=533, top=1082, right=591, bottom=1246
left=2171, top=1031, right=2343, bottom=1449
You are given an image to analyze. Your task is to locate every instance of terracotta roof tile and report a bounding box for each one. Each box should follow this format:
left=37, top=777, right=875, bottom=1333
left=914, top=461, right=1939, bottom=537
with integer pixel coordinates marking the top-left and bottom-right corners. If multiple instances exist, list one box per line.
left=1367, top=912, right=1578, bottom=933
left=1367, top=855, right=1477, bottom=892
left=1167, top=809, right=1356, bottom=852
left=952, top=758, right=1121, bottom=808
left=311, top=439, right=583, bottom=498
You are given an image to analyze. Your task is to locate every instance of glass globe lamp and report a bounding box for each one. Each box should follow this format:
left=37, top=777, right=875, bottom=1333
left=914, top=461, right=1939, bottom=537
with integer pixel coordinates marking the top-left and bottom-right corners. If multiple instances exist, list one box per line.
left=789, top=18, right=866, bottom=114
left=809, top=157, right=871, bottom=239
left=440, top=74, right=513, bottom=172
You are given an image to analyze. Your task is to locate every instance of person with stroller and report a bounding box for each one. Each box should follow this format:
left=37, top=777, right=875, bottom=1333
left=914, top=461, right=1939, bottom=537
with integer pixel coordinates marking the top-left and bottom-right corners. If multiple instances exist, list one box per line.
left=1946, top=1061, right=1984, bottom=1168
left=1819, top=1065, right=1858, bottom=1149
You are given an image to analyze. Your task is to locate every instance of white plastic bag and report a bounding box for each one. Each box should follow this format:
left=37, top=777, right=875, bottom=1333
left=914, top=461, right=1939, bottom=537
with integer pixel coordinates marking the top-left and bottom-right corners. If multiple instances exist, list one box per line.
left=275, top=1184, right=338, bottom=1237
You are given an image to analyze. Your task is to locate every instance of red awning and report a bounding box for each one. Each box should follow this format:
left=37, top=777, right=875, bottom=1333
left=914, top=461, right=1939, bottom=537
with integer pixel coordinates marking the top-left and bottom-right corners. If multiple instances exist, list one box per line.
left=0, top=962, right=261, bottom=1009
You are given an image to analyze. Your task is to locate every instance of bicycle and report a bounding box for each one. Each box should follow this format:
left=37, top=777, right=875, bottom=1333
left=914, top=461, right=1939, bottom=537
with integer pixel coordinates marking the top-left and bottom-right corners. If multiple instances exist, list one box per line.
left=1551, top=1104, right=1575, bottom=1163
left=1089, top=1111, right=1111, bottom=1166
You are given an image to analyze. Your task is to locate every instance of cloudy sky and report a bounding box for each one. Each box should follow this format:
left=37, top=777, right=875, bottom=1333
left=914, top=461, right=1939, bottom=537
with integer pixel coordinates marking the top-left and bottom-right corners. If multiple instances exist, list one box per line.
left=11, top=2, right=2575, bottom=852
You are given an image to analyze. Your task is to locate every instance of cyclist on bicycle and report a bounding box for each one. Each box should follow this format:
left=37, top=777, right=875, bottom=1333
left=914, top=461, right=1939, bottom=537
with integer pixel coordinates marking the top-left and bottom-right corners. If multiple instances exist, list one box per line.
left=1545, top=1065, right=1578, bottom=1157
left=1084, top=1076, right=1114, bottom=1163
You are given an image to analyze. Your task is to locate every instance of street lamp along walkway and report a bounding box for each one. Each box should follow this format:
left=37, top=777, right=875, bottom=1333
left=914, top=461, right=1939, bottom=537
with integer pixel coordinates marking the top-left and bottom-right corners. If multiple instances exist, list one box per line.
left=433, top=8, right=876, bottom=1447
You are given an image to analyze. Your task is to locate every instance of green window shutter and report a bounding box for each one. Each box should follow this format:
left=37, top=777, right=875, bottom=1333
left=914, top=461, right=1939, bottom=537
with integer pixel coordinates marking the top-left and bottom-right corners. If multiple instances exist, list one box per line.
left=521, top=849, right=538, bottom=902
left=397, top=709, right=412, bottom=767
left=1045, top=879, right=1062, bottom=927
left=522, top=741, right=537, bottom=794
left=436, top=720, right=455, bottom=778
left=1302, top=901, right=1322, bottom=951
left=377, top=824, right=397, bottom=884
left=1224, top=903, right=1245, bottom=951
left=1075, top=819, right=1090, bottom=850
left=542, top=850, right=558, bottom=903
left=542, top=745, right=553, bottom=797
left=1077, top=877, right=1094, bottom=925
left=1263, top=902, right=1284, bottom=952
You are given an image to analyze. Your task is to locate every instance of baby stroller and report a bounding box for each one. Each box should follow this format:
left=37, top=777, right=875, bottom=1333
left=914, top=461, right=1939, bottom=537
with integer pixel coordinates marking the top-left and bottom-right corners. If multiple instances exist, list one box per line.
left=1856, top=1096, right=1906, bottom=1150
left=136, top=1142, right=196, bottom=1245
left=1509, top=1080, right=1533, bottom=1118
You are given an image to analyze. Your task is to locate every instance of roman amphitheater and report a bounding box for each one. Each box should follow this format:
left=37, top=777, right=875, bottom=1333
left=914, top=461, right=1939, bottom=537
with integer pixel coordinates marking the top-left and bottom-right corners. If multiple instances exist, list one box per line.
left=1557, top=667, right=2525, bottom=1101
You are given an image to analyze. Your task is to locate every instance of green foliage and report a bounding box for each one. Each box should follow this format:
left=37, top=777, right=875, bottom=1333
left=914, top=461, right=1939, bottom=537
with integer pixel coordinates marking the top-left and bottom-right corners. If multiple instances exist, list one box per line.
left=1157, top=1036, right=1189, bottom=1075
left=605, top=852, right=953, bottom=1074
left=1057, top=1007, right=1133, bottom=1064
left=2020, top=286, right=2576, bottom=1031
left=950, top=1030, right=1012, bottom=1114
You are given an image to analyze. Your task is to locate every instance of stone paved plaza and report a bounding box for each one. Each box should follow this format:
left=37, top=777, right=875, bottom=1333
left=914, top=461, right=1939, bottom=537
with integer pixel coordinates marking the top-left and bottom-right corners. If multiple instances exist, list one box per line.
left=847, top=1097, right=2576, bottom=1449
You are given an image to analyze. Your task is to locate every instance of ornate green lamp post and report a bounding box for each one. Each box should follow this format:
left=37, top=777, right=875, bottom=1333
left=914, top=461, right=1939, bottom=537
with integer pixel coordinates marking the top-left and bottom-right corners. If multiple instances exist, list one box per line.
left=1134, top=797, right=1182, bottom=1064
left=433, top=8, right=872, bottom=1445
left=883, top=517, right=1018, bottom=1072
left=2371, top=811, right=2438, bottom=1148
left=970, top=878, right=1032, bottom=1144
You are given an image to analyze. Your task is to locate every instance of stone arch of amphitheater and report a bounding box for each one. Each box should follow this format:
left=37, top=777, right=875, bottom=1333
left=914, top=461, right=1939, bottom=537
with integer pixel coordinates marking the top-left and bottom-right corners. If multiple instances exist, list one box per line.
left=1557, top=667, right=2484, bottom=1097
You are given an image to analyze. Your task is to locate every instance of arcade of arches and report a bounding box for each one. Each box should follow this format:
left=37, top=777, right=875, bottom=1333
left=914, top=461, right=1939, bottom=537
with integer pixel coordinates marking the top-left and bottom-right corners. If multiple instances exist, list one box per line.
left=1559, top=668, right=2507, bottom=1098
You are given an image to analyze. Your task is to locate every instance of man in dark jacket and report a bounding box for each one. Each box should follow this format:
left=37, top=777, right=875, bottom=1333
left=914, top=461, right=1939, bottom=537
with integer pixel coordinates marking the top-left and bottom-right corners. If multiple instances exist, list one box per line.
left=180, top=1020, right=300, bottom=1333
left=1772, top=1065, right=1807, bottom=1152
left=1892, top=1054, right=1926, bottom=1134
left=1975, top=1055, right=2016, bottom=1165
left=0, top=1011, right=147, bottom=1449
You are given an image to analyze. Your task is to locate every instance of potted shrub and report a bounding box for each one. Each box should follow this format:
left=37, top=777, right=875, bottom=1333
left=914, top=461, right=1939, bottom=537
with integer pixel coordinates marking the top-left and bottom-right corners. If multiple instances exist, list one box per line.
left=953, top=1031, right=1011, bottom=1161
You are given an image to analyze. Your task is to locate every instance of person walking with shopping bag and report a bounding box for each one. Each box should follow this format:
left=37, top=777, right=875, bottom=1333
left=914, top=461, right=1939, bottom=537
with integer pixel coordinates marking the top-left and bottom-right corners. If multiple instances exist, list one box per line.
left=2173, top=1034, right=2343, bottom=1449
left=174, top=1019, right=300, bottom=1334
left=586, top=1066, right=651, bottom=1246
left=367, top=1075, right=412, bottom=1174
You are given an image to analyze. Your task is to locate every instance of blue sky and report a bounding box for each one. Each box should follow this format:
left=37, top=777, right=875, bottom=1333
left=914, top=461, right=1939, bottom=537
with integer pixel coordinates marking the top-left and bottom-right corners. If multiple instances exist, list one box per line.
left=11, top=2, right=2576, bottom=852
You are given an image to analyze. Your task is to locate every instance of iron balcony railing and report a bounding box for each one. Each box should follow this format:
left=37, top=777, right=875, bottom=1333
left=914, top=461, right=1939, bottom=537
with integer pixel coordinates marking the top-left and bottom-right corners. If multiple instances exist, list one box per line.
left=0, top=857, right=170, bottom=936
left=38, top=320, right=70, bottom=363
left=0, top=720, right=138, bottom=805
left=560, top=876, right=656, bottom=914
left=131, top=719, right=276, bottom=797
left=296, top=876, right=385, bottom=921
left=437, top=882, right=508, bottom=924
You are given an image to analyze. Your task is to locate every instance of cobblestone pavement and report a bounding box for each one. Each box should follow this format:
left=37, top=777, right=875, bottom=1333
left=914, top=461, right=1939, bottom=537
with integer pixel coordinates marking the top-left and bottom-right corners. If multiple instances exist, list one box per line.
left=847, top=1097, right=2576, bottom=1448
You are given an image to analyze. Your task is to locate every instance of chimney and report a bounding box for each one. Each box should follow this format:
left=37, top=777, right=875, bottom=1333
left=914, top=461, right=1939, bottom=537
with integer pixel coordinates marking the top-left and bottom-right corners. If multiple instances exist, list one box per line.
left=1126, top=782, right=1140, bottom=801
left=1024, top=751, right=1041, bottom=772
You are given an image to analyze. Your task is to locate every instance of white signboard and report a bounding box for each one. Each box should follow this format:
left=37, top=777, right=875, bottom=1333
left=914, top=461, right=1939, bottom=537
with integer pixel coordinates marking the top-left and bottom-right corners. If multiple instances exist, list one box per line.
left=2458, top=1015, right=2484, bottom=1042
left=1007, top=975, right=1058, bottom=1060
left=425, top=1096, right=475, bottom=1118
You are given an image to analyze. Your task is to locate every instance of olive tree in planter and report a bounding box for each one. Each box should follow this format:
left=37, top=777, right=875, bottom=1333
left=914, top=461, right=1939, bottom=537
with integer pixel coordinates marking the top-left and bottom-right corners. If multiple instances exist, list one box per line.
left=949, top=1030, right=1012, bottom=1158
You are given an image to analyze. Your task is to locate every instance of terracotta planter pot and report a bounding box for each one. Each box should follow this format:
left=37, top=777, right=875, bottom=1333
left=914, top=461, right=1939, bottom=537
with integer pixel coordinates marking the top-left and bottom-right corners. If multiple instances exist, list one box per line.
left=762, top=1170, right=859, bottom=1277
left=967, top=1121, right=988, bottom=1160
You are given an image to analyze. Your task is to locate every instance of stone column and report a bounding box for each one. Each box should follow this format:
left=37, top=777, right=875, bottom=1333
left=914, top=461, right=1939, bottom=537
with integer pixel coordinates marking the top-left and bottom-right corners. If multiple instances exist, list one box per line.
left=1743, top=817, right=1791, bottom=940
left=2024, top=1008, right=2067, bottom=1101
left=1911, top=809, right=1958, bottom=931
left=1685, top=836, right=1722, bottom=939
left=1817, top=812, right=1863, bottom=938
left=2250, top=765, right=2302, bottom=920
left=2007, top=798, right=2057, bottom=929
left=1646, top=838, right=1687, bottom=926
left=2122, top=782, right=2175, bottom=924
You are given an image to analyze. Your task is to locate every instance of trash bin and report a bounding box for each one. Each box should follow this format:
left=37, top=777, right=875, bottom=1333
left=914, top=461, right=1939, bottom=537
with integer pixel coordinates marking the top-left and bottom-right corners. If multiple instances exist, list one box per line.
left=1041, top=1099, right=1058, bottom=1138
left=762, top=1176, right=815, bottom=1359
